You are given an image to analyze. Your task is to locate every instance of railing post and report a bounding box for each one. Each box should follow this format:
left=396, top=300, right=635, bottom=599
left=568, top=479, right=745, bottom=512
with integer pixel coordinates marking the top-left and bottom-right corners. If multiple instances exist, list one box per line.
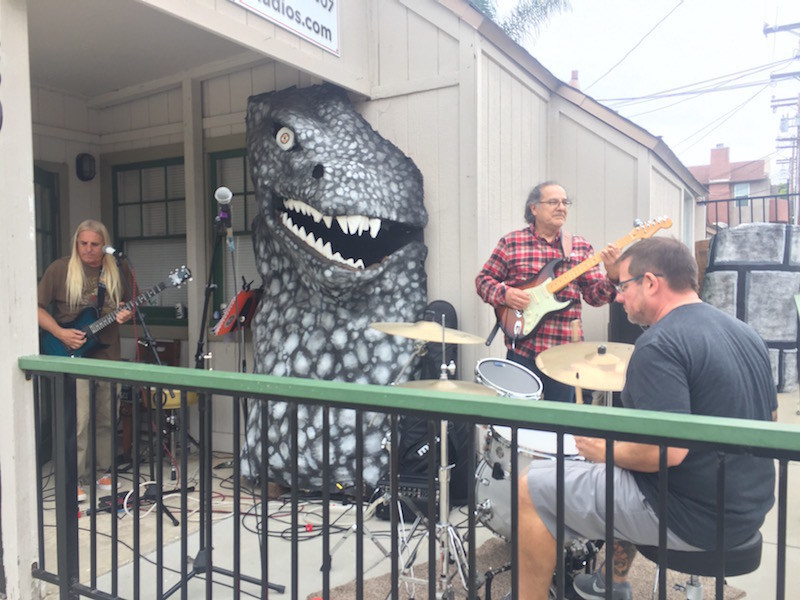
left=52, top=373, right=80, bottom=599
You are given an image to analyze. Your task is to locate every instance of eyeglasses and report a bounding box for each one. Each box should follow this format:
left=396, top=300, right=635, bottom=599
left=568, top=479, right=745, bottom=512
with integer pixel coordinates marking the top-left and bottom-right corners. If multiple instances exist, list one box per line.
left=614, top=273, right=664, bottom=295
left=537, top=199, right=572, bottom=207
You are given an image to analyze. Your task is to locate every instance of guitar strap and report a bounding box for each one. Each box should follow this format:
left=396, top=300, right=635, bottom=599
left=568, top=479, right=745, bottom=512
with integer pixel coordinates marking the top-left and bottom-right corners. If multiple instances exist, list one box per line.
left=96, top=270, right=107, bottom=311
left=561, top=230, right=573, bottom=258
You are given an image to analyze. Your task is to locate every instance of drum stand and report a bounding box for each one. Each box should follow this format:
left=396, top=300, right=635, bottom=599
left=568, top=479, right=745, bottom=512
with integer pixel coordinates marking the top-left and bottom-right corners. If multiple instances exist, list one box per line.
left=432, top=317, right=473, bottom=598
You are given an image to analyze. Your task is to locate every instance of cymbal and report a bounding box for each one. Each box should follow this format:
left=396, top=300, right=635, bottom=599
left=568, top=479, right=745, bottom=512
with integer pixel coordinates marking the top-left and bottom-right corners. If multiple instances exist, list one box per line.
left=535, top=342, right=634, bottom=392
left=397, top=379, right=498, bottom=396
left=370, top=321, right=484, bottom=344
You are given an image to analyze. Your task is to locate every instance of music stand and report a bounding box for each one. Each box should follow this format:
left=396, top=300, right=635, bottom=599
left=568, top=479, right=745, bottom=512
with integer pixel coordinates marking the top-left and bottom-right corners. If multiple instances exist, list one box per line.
left=164, top=203, right=283, bottom=598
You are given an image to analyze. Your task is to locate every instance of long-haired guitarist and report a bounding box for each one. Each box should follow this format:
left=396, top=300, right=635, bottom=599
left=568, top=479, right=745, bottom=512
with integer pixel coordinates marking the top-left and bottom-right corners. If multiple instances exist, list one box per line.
left=37, top=219, right=133, bottom=501
left=475, top=181, right=620, bottom=402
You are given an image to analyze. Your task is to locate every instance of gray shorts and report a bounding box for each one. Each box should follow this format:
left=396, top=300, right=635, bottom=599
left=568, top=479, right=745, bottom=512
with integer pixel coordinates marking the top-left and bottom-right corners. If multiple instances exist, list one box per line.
left=526, top=460, right=700, bottom=550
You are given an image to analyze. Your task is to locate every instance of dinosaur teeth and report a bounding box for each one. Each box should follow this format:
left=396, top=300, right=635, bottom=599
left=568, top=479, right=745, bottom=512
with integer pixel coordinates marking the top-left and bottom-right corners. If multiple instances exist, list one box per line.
left=369, top=218, right=381, bottom=238
left=280, top=199, right=380, bottom=270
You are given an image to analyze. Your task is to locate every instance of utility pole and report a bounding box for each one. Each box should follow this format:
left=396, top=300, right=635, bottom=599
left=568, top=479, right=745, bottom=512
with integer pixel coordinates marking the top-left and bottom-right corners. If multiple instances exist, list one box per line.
left=765, top=21, right=800, bottom=223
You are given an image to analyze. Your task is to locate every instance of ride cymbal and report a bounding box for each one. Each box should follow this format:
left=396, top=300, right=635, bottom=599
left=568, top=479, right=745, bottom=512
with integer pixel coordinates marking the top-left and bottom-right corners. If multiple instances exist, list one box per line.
left=370, top=321, right=484, bottom=344
left=535, top=342, right=634, bottom=392
left=397, top=379, right=498, bottom=396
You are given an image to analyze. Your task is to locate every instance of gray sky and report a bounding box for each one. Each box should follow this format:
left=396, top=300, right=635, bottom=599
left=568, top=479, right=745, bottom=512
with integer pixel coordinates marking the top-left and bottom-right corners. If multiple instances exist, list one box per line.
left=511, top=0, right=800, bottom=180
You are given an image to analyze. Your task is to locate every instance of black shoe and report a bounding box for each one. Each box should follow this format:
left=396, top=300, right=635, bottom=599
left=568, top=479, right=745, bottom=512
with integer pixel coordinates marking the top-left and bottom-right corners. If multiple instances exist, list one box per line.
left=572, top=571, right=632, bottom=600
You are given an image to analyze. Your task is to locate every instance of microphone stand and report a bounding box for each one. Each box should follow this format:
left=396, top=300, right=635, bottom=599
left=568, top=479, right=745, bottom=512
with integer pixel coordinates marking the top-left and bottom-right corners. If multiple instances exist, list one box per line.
left=164, top=201, right=284, bottom=598
left=114, top=253, right=180, bottom=527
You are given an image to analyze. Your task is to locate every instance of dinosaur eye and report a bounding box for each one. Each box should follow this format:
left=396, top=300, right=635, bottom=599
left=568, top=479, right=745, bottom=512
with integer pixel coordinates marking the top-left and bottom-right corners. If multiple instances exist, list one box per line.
left=275, top=126, right=296, bottom=151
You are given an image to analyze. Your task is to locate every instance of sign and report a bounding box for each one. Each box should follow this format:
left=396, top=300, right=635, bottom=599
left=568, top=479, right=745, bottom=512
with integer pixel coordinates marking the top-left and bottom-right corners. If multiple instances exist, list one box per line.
left=230, top=0, right=339, bottom=56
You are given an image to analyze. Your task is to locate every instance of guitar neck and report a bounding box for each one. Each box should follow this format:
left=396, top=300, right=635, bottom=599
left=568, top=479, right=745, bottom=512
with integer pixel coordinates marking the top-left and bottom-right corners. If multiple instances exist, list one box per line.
left=545, top=230, right=638, bottom=294
left=86, top=282, right=167, bottom=336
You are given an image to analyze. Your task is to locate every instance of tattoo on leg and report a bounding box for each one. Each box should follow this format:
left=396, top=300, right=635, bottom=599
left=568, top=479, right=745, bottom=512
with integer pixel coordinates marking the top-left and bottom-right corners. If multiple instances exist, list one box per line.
left=611, top=540, right=638, bottom=579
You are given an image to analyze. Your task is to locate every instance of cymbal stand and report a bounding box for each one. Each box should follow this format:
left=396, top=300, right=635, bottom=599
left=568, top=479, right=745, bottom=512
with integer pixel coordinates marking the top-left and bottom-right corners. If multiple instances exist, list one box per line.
left=434, top=316, right=471, bottom=598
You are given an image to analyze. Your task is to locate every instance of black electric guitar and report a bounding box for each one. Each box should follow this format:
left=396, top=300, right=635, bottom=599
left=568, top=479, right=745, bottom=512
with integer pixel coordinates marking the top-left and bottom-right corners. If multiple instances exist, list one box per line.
left=494, top=217, right=672, bottom=341
left=40, top=266, right=192, bottom=358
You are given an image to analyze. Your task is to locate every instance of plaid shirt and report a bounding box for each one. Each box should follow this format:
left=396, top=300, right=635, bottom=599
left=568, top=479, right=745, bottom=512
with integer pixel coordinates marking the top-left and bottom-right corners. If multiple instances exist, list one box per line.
left=476, top=224, right=616, bottom=360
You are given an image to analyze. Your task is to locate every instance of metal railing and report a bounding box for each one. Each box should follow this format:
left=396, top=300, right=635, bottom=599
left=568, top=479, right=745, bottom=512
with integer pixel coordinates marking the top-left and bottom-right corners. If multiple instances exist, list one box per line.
left=698, top=193, right=799, bottom=237
left=19, top=355, right=800, bottom=599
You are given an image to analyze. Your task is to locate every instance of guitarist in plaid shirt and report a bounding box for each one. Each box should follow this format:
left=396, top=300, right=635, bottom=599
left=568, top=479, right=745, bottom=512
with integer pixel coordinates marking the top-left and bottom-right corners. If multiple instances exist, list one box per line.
left=476, top=181, right=621, bottom=402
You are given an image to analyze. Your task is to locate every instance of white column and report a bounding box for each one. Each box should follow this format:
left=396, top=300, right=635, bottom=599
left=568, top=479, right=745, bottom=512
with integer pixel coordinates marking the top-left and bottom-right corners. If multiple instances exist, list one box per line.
left=0, top=0, right=43, bottom=598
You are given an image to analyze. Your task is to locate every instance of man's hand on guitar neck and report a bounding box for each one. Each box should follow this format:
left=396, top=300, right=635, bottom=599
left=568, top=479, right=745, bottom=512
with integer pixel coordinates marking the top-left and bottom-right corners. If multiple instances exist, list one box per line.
left=115, top=306, right=133, bottom=325
left=599, top=243, right=622, bottom=282
left=504, top=285, right=531, bottom=311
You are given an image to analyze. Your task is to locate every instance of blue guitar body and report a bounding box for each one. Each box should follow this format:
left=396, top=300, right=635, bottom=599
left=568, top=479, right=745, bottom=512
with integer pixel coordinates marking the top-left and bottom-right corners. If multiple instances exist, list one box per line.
left=40, top=307, right=106, bottom=358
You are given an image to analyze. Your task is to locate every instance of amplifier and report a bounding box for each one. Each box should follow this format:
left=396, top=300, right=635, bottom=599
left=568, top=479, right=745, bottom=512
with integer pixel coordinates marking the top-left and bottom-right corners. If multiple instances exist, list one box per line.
left=375, top=474, right=439, bottom=520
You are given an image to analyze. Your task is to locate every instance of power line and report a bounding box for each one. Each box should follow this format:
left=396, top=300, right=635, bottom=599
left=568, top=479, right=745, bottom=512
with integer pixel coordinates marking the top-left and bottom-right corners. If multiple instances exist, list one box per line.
left=585, top=0, right=685, bottom=92
left=599, top=56, right=797, bottom=105
left=673, top=85, right=769, bottom=154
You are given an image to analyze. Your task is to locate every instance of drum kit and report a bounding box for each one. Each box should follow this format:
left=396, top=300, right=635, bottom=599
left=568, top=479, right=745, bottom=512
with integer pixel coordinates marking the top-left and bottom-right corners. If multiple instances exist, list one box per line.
left=370, top=318, right=634, bottom=598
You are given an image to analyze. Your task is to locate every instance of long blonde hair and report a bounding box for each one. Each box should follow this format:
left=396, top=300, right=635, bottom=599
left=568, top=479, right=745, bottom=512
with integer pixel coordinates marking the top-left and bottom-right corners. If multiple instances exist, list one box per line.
left=66, top=220, right=123, bottom=309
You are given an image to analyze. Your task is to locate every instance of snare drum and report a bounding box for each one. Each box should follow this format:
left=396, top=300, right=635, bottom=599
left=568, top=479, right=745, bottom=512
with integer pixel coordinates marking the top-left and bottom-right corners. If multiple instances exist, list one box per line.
left=475, top=358, right=543, bottom=399
left=475, top=425, right=580, bottom=540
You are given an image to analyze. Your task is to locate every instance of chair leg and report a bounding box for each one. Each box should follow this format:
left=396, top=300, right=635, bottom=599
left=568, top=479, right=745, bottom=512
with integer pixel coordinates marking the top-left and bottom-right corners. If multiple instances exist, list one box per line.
left=651, top=566, right=659, bottom=600
left=685, top=575, right=703, bottom=600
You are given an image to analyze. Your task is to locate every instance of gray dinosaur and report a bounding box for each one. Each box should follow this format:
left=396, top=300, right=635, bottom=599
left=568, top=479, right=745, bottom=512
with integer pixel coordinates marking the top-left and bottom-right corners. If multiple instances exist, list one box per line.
left=240, top=84, right=429, bottom=490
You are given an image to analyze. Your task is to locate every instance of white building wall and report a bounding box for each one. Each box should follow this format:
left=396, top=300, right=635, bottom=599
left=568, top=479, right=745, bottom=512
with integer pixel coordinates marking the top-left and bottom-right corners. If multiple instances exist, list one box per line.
left=1, top=0, right=42, bottom=597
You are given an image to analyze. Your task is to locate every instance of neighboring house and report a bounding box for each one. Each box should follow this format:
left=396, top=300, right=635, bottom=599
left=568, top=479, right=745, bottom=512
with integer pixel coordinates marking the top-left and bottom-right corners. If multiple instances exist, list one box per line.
left=689, top=144, right=788, bottom=233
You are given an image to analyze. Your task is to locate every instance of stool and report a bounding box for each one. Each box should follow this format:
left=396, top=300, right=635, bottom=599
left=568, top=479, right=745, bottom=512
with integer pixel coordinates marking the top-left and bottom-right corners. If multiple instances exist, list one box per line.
left=149, top=388, right=199, bottom=469
left=636, top=532, right=762, bottom=600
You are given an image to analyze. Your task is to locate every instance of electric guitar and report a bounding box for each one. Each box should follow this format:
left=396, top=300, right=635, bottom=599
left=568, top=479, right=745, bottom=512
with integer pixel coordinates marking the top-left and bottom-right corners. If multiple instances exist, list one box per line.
left=494, top=217, right=672, bottom=341
left=40, top=266, right=192, bottom=358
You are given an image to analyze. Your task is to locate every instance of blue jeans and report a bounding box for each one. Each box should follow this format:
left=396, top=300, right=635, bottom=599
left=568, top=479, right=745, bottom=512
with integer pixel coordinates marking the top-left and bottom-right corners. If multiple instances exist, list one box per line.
left=506, top=349, right=575, bottom=403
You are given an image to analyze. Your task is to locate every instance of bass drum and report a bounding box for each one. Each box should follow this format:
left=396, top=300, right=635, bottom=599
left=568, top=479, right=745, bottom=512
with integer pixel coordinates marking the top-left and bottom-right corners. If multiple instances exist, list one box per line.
left=475, top=424, right=579, bottom=541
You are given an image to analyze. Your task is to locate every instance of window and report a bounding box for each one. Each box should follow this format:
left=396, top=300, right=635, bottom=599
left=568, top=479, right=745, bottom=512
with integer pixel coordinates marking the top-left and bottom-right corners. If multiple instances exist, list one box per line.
left=113, top=158, right=188, bottom=325
left=733, top=182, right=750, bottom=208
left=209, top=150, right=260, bottom=314
left=34, top=166, right=59, bottom=281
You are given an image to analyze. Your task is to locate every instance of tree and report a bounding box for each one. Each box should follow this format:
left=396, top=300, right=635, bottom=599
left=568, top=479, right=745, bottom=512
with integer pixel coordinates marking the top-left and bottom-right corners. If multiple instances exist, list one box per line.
left=471, top=0, right=571, bottom=43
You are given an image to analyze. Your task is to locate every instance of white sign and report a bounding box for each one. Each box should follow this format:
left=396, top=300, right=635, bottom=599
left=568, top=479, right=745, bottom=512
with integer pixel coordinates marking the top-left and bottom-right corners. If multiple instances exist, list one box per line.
left=230, top=0, right=339, bottom=56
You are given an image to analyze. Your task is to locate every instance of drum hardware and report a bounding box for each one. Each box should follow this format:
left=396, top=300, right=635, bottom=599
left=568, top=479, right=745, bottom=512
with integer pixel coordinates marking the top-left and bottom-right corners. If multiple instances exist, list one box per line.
left=388, top=315, right=491, bottom=598
left=535, top=342, right=634, bottom=401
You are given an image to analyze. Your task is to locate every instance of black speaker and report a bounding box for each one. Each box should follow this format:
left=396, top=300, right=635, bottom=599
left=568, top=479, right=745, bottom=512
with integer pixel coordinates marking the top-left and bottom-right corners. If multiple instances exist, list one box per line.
left=76, top=153, right=96, bottom=181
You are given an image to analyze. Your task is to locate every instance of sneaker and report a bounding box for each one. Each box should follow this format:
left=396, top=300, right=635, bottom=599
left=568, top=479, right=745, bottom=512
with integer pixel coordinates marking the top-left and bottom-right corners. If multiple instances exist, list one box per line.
left=96, top=473, right=112, bottom=491
left=573, top=571, right=632, bottom=600
left=77, top=486, right=87, bottom=503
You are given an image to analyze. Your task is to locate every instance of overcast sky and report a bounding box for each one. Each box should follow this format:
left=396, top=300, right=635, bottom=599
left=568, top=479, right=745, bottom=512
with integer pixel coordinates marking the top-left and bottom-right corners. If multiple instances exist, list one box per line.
left=509, top=0, right=800, bottom=180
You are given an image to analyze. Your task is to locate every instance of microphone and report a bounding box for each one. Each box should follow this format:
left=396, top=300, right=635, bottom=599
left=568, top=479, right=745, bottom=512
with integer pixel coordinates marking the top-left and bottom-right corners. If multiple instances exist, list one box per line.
left=102, top=245, right=125, bottom=258
left=215, top=186, right=234, bottom=246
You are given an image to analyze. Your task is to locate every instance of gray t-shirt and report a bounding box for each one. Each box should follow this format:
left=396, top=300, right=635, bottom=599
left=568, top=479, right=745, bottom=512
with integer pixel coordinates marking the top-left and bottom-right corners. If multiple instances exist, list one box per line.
left=622, top=302, right=776, bottom=549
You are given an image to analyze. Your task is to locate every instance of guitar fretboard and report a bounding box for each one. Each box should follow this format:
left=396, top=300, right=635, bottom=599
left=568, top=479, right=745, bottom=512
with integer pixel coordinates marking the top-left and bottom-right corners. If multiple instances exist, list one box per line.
left=87, top=282, right=168, bottom=335
left=544, top=218, right=671, bottom=294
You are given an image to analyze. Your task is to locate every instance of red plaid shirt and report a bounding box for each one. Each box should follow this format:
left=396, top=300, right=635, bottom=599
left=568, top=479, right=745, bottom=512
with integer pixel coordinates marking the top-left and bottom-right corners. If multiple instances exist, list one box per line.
left=476, top=225, right=616, bottom=360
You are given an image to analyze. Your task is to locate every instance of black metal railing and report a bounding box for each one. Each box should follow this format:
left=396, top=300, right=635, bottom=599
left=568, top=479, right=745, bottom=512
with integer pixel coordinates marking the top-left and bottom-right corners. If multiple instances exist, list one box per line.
left=698, top=193, right=799, bottom=237
left=19, top=355, right=800, bottom=600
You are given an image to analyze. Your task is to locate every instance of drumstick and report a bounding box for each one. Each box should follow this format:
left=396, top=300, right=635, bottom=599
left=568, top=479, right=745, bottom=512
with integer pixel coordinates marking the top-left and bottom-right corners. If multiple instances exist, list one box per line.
left=570, top=320, right=583, bottom=404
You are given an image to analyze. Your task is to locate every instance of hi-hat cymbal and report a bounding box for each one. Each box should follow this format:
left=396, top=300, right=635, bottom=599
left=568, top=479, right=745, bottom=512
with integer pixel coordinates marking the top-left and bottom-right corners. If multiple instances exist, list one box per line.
left=370, top=321, right=484, bottom=344
left=397, top=379, right=498, bottom=396
left=535, top=342, right=634, bottom=392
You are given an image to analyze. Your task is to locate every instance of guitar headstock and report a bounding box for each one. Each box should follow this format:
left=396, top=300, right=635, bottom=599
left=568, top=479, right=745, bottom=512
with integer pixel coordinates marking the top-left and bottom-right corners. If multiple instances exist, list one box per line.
left=168, top=266, right=193, bottom=288
left=633, top=216, right=672, bottom=240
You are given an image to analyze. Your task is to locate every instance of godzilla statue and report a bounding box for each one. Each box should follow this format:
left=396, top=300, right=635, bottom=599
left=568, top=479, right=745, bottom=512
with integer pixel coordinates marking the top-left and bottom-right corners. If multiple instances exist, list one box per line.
left=240, top=84, right=429, bottom=490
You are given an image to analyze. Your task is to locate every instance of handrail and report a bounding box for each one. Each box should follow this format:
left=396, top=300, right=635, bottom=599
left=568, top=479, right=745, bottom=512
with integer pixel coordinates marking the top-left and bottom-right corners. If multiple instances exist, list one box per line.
left=18, top=354, right=800, bottom=456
